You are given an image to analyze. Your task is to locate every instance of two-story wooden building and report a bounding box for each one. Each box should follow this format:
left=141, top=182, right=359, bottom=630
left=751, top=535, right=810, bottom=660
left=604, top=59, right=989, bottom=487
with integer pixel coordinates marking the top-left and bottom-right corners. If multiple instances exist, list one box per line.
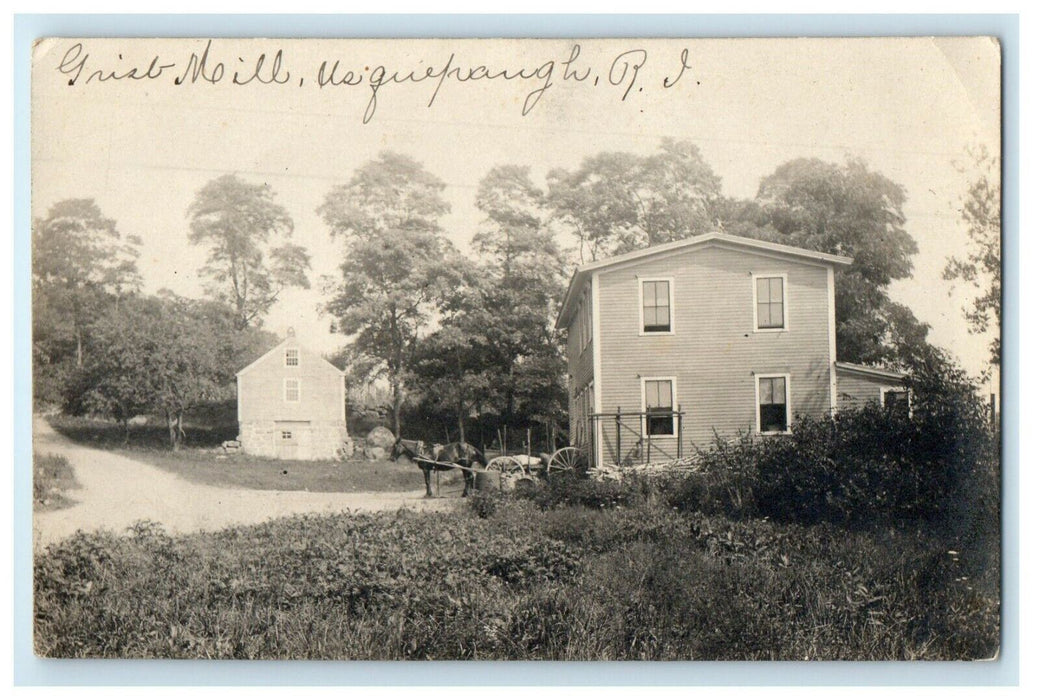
left=235, top=331, right=349, bottom=460
left=555, top=232, right=906, bottom=466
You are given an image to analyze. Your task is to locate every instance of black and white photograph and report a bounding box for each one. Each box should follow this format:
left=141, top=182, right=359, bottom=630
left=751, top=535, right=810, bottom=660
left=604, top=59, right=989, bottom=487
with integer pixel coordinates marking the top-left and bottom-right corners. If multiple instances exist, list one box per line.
left=29, top=36, right=1002, bottom=661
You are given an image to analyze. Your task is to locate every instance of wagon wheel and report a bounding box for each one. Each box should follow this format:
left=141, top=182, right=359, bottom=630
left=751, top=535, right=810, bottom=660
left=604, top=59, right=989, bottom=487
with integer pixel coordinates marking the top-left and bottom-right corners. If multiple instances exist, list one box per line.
left=547, top=446, right=585, bottom=473
left=485, top=455, right=528, bottom=492
left=486, top=455, right=527, bottom=475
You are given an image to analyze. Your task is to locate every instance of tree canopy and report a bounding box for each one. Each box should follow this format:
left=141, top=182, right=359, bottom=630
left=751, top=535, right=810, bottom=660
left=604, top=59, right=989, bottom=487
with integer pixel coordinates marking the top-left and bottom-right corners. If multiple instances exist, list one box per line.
left=547, top=138, right=722, bottom=261
left=32, top=199, right=141, bottom=405
left=187, top=174, right=310, bottom=329
left=725, top=157, right=927, bottom=367
left=70, top=293, right=267, bottom=448
left=943, top=146, right=1001, bottom=366
left=319, top=151, right=461, bottom=436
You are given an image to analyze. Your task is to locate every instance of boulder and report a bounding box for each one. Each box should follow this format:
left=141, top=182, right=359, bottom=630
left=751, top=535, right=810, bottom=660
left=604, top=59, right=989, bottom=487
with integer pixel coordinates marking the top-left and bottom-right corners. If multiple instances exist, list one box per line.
left=365, top=446, right=387, bottom=461
left=365, top=426, right=396, bottom=449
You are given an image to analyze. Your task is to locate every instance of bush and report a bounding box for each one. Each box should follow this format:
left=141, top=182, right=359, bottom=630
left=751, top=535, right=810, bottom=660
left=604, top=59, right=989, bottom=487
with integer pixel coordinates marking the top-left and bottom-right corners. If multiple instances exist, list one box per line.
left=33, top=501, right=999, bottom=660
left=516, top=470, right=647, bottom=510
left=33, top=452, right=79, bottom=511
left=671, top=355, right=998, bottom=535
left=668, top=431, right=759, bottom=518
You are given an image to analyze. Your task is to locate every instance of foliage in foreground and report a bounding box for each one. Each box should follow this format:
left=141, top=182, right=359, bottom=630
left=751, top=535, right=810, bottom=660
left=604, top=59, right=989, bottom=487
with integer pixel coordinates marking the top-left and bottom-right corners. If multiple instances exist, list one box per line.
left=35, top=498, right=998, bottom=661
left=670, top=358, right=999, bottom=542
left=33, top=453, right=80, bottom=512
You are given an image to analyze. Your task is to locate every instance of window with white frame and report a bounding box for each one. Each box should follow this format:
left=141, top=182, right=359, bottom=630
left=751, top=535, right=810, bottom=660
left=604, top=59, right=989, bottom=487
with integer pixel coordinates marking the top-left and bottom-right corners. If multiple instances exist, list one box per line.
left=284, top=378, right=300, bottom=402
left=640, top=279, right=673, bottom=334
left=882, top=387, right=911, bottom=414
left=285, top=348, right=299, bottom=367
left=757, top=375, right=790, bottom=433
left=753, top=275, right=786, bottom=330
left=643, top=378, right=675, bottom=436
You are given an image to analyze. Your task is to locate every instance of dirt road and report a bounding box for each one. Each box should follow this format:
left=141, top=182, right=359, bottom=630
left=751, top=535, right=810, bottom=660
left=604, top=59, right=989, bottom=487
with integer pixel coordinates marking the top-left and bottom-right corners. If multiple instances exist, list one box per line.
left=32, top=417, right=455, bottom=549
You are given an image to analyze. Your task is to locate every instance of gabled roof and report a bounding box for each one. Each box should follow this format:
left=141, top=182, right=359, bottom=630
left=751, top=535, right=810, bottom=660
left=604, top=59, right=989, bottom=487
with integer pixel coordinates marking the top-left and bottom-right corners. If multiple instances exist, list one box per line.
left=834, top=362, right=907, bottom=382
left=555, top=232, right=854, bottom=329
left=235, top=336, right=346, bottom=378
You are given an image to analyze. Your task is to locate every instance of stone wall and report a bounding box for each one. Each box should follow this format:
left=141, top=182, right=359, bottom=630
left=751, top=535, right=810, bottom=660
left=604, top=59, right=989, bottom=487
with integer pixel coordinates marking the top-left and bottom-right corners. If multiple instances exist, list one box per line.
left=239, top=421, right=350, bottom=461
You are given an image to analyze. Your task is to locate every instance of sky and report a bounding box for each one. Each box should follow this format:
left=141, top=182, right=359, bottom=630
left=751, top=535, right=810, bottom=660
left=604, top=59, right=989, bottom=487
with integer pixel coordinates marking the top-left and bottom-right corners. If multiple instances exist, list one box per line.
left=31, top=37, right=1002, bottom=389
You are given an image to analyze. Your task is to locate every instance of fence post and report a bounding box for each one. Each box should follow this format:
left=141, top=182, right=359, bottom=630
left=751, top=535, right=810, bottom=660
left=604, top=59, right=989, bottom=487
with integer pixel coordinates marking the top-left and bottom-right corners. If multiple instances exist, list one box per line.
left=589, top=415, right=596, bottom=467
left=615, top=407, right=621, bottom=467
left=646, top=421, right=651, bottom=464
left=677, top=405, right=683, bottom=459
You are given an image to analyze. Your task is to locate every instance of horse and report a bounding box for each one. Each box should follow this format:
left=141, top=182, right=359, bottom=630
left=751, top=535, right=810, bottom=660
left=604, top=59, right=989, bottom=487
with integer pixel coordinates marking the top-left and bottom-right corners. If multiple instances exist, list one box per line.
left=389, top=438, right=487, bottom=498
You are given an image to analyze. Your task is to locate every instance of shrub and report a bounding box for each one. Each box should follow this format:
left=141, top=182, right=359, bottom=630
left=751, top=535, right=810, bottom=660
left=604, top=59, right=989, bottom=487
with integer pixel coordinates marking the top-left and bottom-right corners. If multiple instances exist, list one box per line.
left=33, top=452, right=79, bottom=511
left=33, top=502, right=999, bottom=660
left=516, top=470, right=646, bottom=510
left=668, top=431, right=759, bottom=518
left=675, top=354, right=998, bottom=535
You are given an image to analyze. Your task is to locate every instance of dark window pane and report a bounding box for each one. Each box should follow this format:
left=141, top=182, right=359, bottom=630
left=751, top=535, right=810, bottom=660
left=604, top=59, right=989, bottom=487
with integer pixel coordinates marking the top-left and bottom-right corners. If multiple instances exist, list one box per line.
left=760, top=404, right=787, bottom=432
left=884, top=390, right=910, bottom=412
left=647, top=412, right=673, bottom=436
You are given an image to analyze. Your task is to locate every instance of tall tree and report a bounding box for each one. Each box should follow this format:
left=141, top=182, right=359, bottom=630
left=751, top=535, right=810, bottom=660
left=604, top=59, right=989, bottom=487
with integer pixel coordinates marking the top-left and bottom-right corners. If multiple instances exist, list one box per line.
left=547, top=138, right=722, bottom=261
left=318, top=152, right=459, bottom=436
left=943, top=146, right=1001, bottom=365
left=471, top=165, right=569, bottom=444
left=71, top=293, right=248, bottom=449
left=752, top=157, right=923, bottom=366
left=187, top=174, right=310, bottom=329
left=32, top=199, right=141, bottom=406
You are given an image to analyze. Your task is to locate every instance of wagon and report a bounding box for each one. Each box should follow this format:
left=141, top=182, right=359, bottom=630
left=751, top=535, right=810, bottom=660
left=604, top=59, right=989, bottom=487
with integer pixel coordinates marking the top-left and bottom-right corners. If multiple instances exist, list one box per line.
left=482, top=445, right=587, bottom=490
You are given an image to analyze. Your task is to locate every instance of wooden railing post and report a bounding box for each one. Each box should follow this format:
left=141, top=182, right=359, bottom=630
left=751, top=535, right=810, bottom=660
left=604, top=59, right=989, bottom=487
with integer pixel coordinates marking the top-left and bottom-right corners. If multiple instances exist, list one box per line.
left=615, top=407, right=621, bottom=467
left=678, top=405, right=683, bottom=459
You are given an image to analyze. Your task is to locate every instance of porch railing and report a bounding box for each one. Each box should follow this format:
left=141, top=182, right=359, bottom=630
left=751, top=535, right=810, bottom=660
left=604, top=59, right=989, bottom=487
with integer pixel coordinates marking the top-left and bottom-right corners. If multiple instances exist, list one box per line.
left=587, top=406, right=685, bottom=467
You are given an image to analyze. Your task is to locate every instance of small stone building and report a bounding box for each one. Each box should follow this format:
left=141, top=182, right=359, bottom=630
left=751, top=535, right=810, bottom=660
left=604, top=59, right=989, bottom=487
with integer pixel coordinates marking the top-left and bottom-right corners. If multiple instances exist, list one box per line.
left=235, top=331, right=349, bottom=460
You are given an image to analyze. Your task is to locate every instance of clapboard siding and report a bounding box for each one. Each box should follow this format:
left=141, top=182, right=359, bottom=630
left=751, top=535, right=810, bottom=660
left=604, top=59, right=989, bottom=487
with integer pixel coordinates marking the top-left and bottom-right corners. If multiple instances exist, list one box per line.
left=238, top=341, right=344, bottom=423
left=596, top=244, right=832, bottom=458
left=836, top=370, right=901, bottom=410
left=236, top=337, right=348, bottom=460
left=566, top=282, right=595, bottom=391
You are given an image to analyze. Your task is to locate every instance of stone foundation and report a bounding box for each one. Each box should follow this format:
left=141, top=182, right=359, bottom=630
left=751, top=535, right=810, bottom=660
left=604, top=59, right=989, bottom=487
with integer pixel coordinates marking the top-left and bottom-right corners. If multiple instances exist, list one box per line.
left=239, top=421, right=350, bottom=461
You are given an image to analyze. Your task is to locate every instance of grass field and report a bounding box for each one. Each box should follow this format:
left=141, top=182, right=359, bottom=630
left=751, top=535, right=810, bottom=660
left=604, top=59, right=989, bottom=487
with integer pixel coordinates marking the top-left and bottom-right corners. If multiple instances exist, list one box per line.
left=47, top=415, right=458, bottom=494
left=33, top=452, right=80, bottom=511
left=33, top=495, right=999, bottom=660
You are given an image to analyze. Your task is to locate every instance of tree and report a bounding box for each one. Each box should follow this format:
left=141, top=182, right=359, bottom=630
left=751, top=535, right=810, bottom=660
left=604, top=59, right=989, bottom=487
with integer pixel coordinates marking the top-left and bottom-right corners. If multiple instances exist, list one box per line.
left=943, top=146, right=1001, bottom=365
left=187, top=174, right=310, bottom=329
left=752, top=157, right=924, bottom=366
left=409, top=316, right=497, bottom=444
left=71, top=293, right=248, bottom=449
left=318, top=152, right=459, bottom=436
left=471, top=165, right=569, bottom=447
left=547, top=138, right=722, bottom=261
left=32, top=199, right=141, bottom=376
